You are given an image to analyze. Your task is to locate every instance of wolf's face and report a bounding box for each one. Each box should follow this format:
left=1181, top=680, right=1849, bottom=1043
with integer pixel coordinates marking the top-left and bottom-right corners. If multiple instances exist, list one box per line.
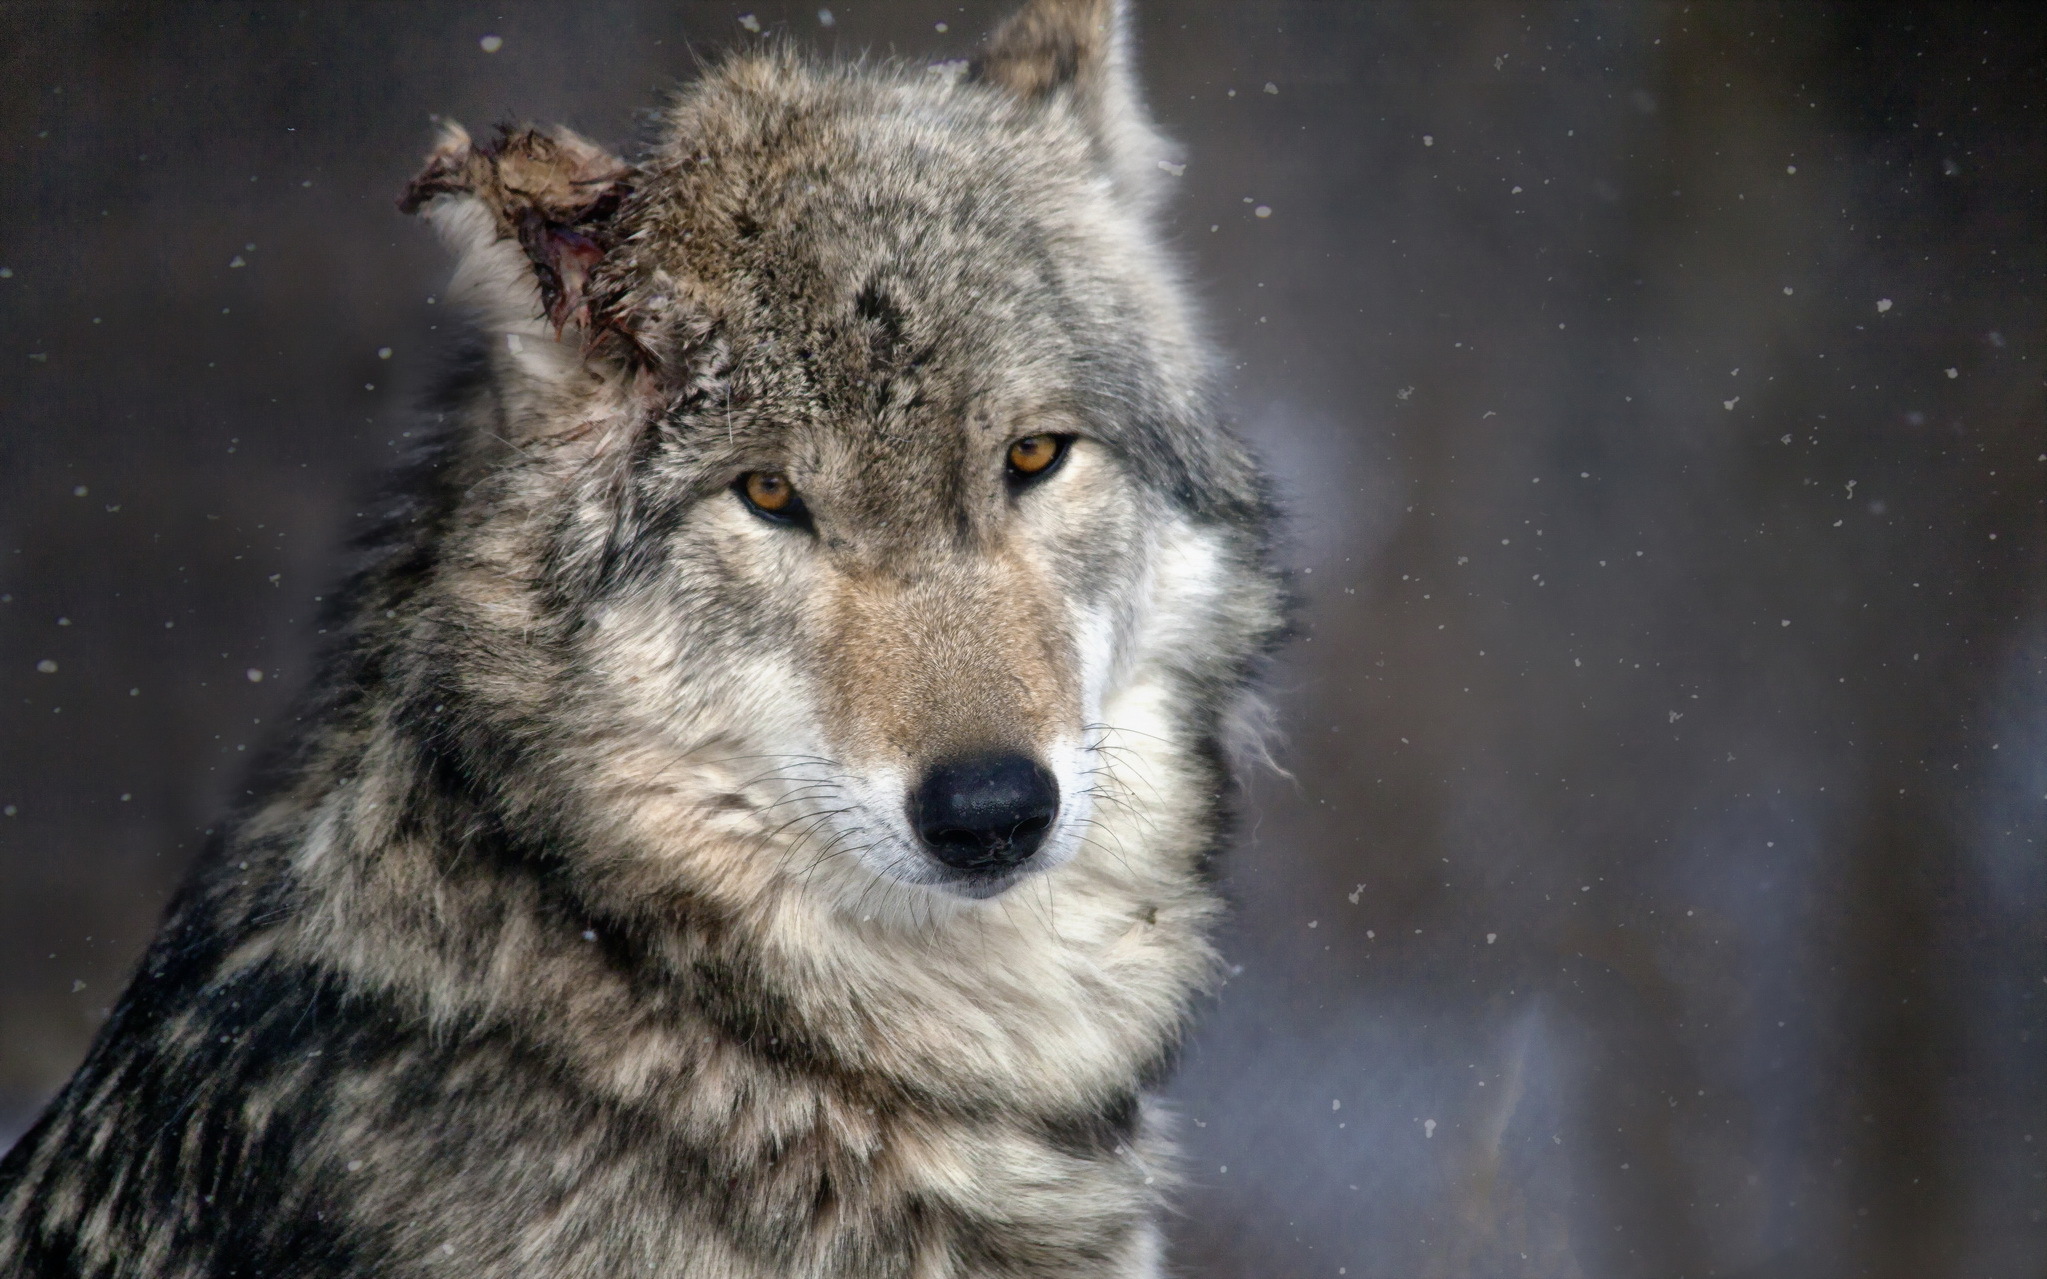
left=398, top=7, right=1279, bottom=923
left=707, top=421, right=1138, bottom=901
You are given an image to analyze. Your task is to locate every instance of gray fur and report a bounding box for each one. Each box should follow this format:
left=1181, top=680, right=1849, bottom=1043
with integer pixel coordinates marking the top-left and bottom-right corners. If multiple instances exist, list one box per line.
left=0, top=3, right=1283, bottom=1274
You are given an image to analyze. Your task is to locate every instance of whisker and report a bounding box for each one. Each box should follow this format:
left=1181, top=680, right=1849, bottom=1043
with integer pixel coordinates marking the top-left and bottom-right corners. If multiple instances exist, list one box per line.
left=1067, top=815, right=1139, bottom=877
left=1081, top=721, right=1174, bottom=747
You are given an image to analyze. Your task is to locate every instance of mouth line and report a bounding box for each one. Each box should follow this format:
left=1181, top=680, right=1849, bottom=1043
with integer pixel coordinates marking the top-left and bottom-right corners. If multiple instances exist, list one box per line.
left=870, top=841, right=1048, bottom=900
left=929, top=863, right=1037, bottom=899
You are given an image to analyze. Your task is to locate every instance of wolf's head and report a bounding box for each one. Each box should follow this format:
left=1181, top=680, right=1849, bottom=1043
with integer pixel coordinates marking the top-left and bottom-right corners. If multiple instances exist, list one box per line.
left=386, top=0, right=1281, bottom=924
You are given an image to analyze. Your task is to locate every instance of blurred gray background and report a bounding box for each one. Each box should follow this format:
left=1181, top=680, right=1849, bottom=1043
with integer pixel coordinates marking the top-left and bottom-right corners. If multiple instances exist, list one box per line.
left=1, top=2, right=2041, bottom=1274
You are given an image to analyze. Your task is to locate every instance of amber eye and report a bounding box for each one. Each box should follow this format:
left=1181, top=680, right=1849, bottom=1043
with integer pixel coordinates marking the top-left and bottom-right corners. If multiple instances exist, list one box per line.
left=745, top=472, right=793, bottom=510
left=1006, top=434, right=1070, bottom=482
left=735, top=471, right=811, bottom=527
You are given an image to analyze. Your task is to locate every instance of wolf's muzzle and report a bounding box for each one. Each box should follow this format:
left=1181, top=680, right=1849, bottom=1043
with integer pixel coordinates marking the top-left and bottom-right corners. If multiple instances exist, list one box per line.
left=908, top=753, right=1059, bottom=875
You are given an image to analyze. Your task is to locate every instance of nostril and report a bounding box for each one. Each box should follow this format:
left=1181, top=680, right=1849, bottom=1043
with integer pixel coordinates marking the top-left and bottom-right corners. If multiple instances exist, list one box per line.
left=909, top=753, right=1059, bottom=874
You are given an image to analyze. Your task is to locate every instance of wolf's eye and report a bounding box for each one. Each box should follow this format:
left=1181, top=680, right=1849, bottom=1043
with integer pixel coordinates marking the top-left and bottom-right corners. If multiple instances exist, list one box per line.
left=1005, top=434, right=1071, bottom=485
left=735, top=471, right=811, bottom=528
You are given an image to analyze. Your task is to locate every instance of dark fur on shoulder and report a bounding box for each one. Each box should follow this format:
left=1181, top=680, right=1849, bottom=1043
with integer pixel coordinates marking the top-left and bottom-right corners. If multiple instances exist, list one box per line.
left=0, top=3, right=1283, bottom=1275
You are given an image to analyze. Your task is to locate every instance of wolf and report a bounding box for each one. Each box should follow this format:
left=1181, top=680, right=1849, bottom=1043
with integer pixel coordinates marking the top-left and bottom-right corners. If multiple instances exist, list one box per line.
left=0, top=1, right=1283, bottom=1274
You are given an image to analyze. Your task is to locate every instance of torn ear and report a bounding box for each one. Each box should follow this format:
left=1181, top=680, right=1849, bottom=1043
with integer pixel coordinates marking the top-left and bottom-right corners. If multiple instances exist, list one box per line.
left=969, top=0, right=1173, bottom=208
left=399, top=123, right=637, bottom=350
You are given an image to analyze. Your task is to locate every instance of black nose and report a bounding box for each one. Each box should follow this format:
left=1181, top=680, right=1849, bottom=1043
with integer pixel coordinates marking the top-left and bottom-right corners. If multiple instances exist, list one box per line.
left=909, top=753, right=1059, bottom=874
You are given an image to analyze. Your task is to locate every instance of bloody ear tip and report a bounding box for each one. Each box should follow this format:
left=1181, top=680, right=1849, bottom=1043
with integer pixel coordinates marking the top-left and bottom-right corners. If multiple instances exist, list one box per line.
left=396, top=122, right=633, bottom=221
left=398, top=120, right=642, bottom=357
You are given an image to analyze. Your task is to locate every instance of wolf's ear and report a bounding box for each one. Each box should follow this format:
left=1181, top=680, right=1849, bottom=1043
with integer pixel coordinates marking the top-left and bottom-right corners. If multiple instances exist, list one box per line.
left=399, top=123, right=638, bottom=359
left=970, top=0, right=1174, bottom=210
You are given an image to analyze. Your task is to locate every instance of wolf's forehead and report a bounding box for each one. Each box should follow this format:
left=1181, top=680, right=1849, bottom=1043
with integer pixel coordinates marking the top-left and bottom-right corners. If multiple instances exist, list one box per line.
left=650, top=96, right=1109, bottom=426
left=636, top=77, right=1107, bottom=338
left=602, top=63, right=1244, bottom=525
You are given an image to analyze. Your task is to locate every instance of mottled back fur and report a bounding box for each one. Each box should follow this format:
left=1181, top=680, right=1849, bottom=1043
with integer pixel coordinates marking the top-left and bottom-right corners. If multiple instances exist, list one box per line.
left=0, top=3, right=1283, bottom=1275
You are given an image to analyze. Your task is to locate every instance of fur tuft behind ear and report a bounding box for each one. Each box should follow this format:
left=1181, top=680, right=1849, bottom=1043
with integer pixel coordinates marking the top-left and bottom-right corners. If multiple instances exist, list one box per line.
left=399, top=123, right=636, bottom=351
left=970, top=0, right=1174, bottom=211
